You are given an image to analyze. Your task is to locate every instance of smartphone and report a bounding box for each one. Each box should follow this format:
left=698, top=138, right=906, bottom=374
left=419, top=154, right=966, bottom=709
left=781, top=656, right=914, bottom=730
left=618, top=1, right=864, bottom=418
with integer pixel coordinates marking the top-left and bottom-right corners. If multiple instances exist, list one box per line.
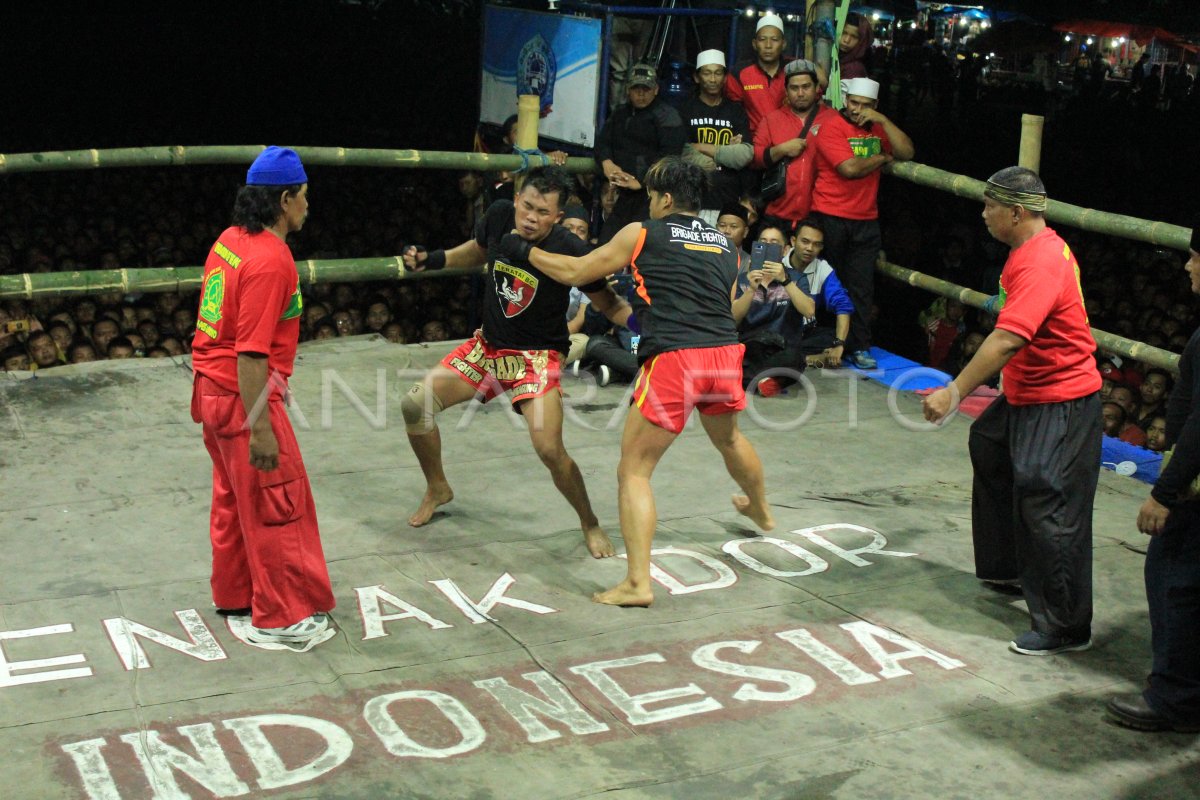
left=749, top=241, right=782, bottom=271
left=1, top=319, right=30, bottom=335
left=610, top=272, right=636, bottom=300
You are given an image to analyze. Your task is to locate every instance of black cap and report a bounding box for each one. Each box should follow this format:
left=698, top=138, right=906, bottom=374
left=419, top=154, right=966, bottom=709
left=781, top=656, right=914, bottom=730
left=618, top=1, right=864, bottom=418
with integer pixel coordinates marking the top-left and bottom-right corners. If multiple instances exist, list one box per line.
left=717, top=203, right=749, bottom=225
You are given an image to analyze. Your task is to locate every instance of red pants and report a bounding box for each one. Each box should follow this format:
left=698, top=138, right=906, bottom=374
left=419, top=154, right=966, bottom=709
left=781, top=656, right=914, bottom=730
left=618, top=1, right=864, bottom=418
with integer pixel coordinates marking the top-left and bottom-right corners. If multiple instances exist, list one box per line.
left=193, top=374, right=335, bottom=628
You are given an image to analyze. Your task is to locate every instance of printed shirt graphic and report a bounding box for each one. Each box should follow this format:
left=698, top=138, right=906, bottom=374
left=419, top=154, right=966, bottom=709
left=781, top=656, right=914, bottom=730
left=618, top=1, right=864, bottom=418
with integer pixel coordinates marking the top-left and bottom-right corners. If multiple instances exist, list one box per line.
left=493, top=260, right=539, bottom=318
left=627, top=213, right=740, bottom=361
left=994, top=227, right=1101, bottom=405
left=678, top=95, right=751, bottom=209
left=475, top=200, right=602, bottom=355
left=191, top=227, right=302, bottom=398
left=810, top=110, right=893, bottom=220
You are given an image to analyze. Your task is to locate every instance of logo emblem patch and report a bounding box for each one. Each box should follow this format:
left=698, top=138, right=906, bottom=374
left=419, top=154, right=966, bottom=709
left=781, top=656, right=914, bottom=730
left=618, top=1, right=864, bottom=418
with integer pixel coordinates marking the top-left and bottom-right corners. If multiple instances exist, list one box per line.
left=494, top=261, right=538, bottom=318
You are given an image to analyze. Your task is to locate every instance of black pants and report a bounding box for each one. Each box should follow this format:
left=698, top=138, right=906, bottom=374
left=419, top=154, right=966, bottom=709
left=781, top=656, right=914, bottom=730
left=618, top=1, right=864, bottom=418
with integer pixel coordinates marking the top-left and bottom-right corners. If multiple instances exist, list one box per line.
left=740, top=337, right=806, bottom=388
left=968, top=392, right=1102, bottom=638
left=1144, top=500, right=1200, bottom=723
left=600, top=189, right=649, bottom=244
left=810, top=213, right=879, bottom=354
left=584, top=334, right=638, bottom=382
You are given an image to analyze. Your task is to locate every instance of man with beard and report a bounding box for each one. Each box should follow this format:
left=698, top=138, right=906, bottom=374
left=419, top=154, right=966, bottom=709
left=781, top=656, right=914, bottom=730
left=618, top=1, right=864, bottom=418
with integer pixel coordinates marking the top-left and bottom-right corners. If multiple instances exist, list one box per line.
left=752, top=59, right=833, bottom=229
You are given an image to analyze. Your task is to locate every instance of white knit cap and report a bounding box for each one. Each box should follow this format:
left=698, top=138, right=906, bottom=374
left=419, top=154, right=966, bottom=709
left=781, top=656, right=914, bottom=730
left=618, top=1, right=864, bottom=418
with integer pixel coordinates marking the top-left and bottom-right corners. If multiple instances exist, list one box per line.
left=695, top=49, right=726, bottom=70
left=756, top=13, right=785, bottom=34
left=841, top=77, right=880, bottom=100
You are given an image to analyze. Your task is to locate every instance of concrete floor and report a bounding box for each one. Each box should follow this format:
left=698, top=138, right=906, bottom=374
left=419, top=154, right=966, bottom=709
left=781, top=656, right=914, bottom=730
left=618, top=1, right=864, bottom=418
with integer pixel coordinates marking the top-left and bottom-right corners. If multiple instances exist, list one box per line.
left=0, top=337, right=1196, bottom=800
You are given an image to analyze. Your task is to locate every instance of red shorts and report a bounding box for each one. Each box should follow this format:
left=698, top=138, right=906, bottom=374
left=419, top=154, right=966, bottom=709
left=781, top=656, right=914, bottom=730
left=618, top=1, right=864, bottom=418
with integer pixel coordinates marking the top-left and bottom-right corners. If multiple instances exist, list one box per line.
left=442, top=331, right=561, bottom=405
left=631, top=344, right=746, bottom=433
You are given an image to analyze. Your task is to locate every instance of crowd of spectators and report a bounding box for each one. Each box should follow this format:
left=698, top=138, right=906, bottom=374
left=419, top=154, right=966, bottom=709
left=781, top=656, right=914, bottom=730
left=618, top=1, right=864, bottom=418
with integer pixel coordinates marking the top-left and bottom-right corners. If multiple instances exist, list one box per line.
left=2, top=14, right=1195, bottom=463
left=0, top=166, right=479, bottom=371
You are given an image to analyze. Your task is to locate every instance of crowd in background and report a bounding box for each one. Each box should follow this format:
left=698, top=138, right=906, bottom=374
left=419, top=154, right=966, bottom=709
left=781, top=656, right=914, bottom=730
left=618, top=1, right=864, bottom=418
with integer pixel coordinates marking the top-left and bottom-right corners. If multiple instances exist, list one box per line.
left=2, top=13, right=1196, bottom=461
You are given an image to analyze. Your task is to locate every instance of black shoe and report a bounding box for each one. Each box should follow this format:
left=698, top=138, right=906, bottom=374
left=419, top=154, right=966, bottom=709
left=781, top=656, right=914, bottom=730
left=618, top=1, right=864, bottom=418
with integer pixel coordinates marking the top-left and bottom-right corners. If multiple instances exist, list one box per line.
left=1008, top=630, right=1091, bottom=656
left=981, top=578, right=1022, bottom=595
left=1106, top=694, right=1200, bottom=733
left=216, top=606, right=252, bottom=617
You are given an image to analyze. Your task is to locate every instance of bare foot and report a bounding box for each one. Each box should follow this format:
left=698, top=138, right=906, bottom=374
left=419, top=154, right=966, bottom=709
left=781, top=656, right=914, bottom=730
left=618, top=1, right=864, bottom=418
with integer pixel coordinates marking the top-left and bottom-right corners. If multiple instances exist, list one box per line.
left=732, top=494, right=775, bottom=532
left=409, top=485, right=454, bottom=527
left=583, top=525, right=616, bottom=558
left=592, top=580, right=653, bottom=607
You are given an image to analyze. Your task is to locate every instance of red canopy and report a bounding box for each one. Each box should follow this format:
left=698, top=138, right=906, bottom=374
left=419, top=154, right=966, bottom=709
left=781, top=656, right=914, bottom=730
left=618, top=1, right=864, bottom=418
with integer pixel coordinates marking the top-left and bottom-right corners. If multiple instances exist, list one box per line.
left=1051, top=19, right=1178, bottom=47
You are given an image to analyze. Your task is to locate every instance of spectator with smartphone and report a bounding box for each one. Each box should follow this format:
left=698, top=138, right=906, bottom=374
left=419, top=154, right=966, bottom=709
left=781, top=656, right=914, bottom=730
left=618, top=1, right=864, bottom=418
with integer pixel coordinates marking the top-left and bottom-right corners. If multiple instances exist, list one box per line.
left=732, top=224, right=816, bottom=396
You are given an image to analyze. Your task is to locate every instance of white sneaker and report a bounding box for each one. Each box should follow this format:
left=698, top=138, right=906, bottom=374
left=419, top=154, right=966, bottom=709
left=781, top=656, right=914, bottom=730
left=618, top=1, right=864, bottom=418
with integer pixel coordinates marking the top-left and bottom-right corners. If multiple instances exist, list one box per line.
left=598, top=365, right=612, bottom=387
left=248, top=614, right=330, bottom=644
left=569, top=361, right=582, bottom=379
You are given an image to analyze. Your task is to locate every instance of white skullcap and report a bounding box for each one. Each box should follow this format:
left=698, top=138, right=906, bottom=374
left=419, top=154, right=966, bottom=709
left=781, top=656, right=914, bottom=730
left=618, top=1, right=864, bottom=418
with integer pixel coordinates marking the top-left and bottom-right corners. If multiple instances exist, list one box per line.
left=756, top=13, right=785, bottom=34
left=695, top=49, right=726, bottom=70
left=841, top=77, right=880, bottom=100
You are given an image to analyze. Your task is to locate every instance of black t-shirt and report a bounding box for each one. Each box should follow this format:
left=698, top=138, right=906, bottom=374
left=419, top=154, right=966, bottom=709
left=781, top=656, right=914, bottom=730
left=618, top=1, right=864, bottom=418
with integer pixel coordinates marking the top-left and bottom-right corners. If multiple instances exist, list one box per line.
left=629, top=213, right=741, bottom=362
left=474, top=200, right=605, bottom=355
left=678, top=95, right=753, bottom=210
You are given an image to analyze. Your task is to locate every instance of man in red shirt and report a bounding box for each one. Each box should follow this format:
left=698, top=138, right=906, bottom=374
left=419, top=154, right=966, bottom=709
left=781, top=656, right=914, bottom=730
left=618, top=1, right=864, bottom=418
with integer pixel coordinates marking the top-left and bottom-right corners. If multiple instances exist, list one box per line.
left=725, top=13, right=791, bottom=134
left=809, top=77, right=914, bottom=369
left=191, top=147, right=336, bottom=647
left=924, top=167, right=1102, bottom=656
left=752, top=59, right=833, bottom=229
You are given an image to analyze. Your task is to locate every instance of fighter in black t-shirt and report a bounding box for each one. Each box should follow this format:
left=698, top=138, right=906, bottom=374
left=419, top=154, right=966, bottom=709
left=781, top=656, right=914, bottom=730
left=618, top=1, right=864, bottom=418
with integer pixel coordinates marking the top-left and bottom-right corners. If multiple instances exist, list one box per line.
left=503, top=156, right=775, bottom=607
left=400, top=167, right=633, bottom=559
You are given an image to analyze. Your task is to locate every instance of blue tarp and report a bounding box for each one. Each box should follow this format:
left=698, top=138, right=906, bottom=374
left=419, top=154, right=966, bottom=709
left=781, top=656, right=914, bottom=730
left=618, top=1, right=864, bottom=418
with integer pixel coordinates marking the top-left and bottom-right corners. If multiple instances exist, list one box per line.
left=847, top=347, right=1162, bottom=485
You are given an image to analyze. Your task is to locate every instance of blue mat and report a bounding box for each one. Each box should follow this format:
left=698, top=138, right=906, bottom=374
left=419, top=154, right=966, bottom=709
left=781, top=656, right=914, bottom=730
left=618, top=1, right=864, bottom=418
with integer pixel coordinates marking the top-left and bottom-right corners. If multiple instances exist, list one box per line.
left=847, top=347, right=1162, bottom=485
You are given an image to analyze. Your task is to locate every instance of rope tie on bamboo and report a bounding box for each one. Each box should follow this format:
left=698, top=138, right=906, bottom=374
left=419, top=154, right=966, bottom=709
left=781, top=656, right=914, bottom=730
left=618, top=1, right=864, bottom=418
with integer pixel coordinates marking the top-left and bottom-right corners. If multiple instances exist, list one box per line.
left=984, top=180, right=1047, bottom=213
left=512, top=147, right=550, bottom=174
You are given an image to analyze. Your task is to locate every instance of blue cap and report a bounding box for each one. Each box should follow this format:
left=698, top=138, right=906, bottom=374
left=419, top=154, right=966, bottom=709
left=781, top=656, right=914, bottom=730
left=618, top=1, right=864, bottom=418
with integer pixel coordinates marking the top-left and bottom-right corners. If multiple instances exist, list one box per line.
left=246, top=146, right=308, bottom=186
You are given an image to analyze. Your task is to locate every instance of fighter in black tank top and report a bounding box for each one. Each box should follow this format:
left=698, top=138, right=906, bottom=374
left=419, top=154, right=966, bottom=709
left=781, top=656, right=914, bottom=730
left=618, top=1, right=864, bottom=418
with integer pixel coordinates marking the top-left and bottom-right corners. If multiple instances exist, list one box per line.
left=514, top=155, right=775, bottom=608
left=628, top=212, right=742, bottom=363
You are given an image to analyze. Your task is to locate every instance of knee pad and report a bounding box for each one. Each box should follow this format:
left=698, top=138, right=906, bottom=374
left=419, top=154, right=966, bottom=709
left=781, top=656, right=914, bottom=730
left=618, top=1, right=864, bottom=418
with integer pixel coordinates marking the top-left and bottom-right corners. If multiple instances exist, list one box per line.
left=400, top=382, right=445, bottom=434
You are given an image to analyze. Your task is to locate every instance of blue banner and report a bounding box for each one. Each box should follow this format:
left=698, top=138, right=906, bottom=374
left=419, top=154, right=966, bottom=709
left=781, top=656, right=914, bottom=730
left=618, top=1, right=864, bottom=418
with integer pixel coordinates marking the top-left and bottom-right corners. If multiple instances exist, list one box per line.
left=481, top=5, right=602, bottom=147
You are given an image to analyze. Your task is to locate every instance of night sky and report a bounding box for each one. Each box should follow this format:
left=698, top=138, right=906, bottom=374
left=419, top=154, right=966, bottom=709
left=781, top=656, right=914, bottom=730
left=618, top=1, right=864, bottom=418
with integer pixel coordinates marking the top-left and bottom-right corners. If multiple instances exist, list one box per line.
left=3, top=0, right=1194, bottom=225
left=2, top=0, right=481, bottom=152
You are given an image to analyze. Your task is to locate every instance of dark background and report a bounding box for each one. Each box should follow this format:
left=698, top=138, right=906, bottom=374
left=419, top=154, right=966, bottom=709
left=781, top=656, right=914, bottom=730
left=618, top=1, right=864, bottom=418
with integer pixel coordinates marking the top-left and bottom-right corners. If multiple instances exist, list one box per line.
left=1, top=0, right=482, bottom=152
left=3, top=0, right=1194, bottom=222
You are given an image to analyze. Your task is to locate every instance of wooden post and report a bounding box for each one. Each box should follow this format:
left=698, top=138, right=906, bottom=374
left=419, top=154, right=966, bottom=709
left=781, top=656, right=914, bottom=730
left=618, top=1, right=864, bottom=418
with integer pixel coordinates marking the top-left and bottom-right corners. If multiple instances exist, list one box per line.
left=514, top=94, right=542, bottom=193
left=1018, top=114, right=1044, bottom=173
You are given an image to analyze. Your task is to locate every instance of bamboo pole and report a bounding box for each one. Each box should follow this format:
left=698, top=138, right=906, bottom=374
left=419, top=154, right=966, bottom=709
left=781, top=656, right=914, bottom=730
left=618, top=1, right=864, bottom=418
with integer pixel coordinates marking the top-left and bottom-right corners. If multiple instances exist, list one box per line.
left=0, top=258, right=476, bottom=301
left=0, top=144, right=1188, bottom=250
left=1022, top=113, right=1041, bottom=172
left=0, top=146, right=596, bottom=176
left=1018, top=114, right=1044, bottom=173
left=513, top=94, right=543, bottom=193
left=883, top=161, right=1191, bottom=251
left=876, top=259, right=1180, bottom=373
